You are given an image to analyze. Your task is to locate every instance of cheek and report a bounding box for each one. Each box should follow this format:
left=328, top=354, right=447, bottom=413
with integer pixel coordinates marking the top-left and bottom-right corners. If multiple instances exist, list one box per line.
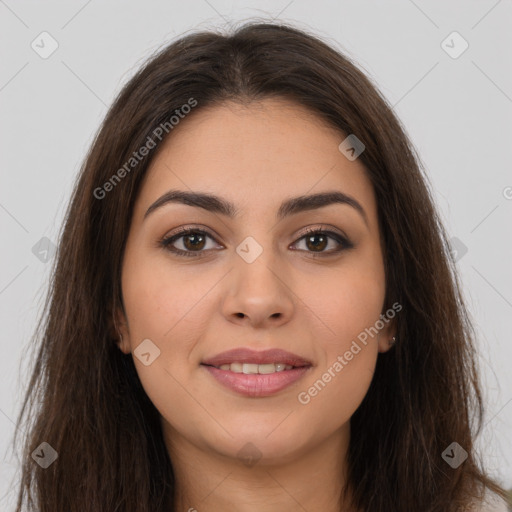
left=302, top=258, right=385, bottom=346
left=296, top=273, right=383, bottom=421
left=294, top=256, right=384, bottom=412
left=121, top=253, right=217, bottom=413
left=122, top=251, right=209, bottom=343
left=121, top=257, right=209, bottom=429
left=298, top=345, right=377, bottom=435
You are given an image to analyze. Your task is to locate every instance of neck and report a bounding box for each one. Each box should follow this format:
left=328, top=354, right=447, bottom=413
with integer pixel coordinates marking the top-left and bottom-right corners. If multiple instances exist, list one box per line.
left=163, top=421, right=357, bottom=512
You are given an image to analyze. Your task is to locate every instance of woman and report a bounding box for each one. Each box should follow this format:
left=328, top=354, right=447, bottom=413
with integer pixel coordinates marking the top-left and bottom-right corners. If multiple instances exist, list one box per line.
left=13, top=21, right=509, bottom=511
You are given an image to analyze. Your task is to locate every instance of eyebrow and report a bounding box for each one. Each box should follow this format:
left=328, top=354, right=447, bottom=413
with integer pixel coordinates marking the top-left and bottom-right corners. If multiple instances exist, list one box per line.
left=143, top=189, right=368, bottom=226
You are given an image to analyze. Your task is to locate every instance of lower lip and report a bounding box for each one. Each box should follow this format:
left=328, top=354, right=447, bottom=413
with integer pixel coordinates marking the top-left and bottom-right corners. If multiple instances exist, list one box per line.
left=201, top=364, right=311, bottom=398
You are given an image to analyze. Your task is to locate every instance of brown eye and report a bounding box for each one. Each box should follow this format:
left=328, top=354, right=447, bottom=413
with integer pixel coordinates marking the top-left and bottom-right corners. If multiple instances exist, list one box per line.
left=291, top=228, right=353, bottom=256
left=160, top=228, right=220, bottom=258
left=160, top=226, right=353, bottom=259
left=182, top=232, right=207, bottom=251
left=304, top=232, right=329, bottom=252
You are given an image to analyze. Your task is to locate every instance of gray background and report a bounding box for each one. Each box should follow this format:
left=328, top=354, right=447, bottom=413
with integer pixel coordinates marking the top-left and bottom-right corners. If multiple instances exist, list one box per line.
left=1, top=0, right=511, bottom=508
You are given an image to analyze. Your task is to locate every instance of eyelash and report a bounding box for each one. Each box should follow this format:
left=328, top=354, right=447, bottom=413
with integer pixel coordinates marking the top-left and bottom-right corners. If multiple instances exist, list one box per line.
left=159, top=225, right=353, bottom=259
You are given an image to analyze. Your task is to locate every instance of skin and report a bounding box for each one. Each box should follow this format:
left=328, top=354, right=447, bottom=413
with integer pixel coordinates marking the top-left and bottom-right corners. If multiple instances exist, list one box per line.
left=116, top=98, right=395, bottom=512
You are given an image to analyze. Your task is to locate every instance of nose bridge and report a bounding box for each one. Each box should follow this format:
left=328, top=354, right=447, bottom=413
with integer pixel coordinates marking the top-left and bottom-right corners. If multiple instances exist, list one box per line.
left=221, top=232, right=294, bottom=326
left=234, top=233, right=286, bottom=296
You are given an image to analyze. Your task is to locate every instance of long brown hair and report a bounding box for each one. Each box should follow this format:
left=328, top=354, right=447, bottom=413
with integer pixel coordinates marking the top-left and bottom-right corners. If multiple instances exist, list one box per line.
left=12, top=21, right=508, bottom=511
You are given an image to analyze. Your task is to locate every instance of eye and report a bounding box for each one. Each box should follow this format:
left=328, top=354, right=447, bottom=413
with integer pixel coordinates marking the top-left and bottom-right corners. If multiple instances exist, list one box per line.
left=159, top=225, right=353, bottom=258
left=290, top=226, right=353, bottom=257
left=159, top=227, right=221, bottom=258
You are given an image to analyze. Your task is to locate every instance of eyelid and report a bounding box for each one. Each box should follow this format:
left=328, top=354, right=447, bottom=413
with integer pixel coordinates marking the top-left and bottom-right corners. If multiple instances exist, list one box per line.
left=165, top=224, right=217, bottom=239
left=294, top=224, right=348, bottom=241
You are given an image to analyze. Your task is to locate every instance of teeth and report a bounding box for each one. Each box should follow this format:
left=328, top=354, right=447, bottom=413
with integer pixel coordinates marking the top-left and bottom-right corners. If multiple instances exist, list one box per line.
left=243, top=363, right=260, bottom=374
left=217, top=362, right=294, bottom=373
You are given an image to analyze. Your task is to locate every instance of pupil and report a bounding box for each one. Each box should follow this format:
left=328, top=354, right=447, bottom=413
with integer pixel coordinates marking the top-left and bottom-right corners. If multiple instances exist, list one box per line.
left=185, top=233, right=205, bottom=250
left=307, top=234, right=326, bottom=251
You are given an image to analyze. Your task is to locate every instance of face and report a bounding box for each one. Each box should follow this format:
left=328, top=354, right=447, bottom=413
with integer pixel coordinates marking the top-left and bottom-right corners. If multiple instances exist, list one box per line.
left=116, top=98, right=394, bottom=467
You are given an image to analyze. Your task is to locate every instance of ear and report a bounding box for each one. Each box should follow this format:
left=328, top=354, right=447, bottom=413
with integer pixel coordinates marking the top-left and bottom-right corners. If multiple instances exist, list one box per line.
left=108, top=301, right=131, bottom=355
left=377, top=316, right=397, bottom=354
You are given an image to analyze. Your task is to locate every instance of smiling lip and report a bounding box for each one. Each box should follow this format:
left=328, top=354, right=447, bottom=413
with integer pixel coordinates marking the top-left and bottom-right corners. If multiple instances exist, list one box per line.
left=201, top=365, right=311, bottom=397
left=201, top=348, right=312, bottom=367
left=200, top=347, right=313, bottom=398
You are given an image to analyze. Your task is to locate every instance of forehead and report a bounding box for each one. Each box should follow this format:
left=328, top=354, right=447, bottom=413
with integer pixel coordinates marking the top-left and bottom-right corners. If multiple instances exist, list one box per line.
left=133, top=98, right=378, bottom=226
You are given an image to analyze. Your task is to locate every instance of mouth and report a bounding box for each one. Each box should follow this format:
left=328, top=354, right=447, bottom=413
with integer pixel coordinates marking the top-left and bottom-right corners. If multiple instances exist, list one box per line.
left=200, top=347, right=313, bottom=397
left=201, top=362, right=309, bottom=374
left=201, top=347, right=313, bottom=369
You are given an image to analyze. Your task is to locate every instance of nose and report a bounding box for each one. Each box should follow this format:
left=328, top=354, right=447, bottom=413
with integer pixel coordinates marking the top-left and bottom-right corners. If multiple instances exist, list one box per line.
left=221, top=249, right=294, bottom=328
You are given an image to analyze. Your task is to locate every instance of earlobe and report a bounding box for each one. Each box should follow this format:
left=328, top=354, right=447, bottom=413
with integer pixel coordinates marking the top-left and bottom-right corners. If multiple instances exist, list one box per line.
left=378, top=334, right=396, bottom=353
left=377, top=316, right=397, bottom=353
left=116, top=333, right=131, bottom=355
left=109, top=303, right=131, bottom=354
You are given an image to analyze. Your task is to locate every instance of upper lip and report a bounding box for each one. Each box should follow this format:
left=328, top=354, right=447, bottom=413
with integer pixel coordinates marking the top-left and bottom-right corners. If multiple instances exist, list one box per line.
left=201, top=348, right=313, bottom=368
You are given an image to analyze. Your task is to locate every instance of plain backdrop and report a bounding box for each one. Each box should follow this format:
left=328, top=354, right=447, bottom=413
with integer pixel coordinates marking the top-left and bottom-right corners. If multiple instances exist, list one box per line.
left=1, top=0, right=511, bottom=508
